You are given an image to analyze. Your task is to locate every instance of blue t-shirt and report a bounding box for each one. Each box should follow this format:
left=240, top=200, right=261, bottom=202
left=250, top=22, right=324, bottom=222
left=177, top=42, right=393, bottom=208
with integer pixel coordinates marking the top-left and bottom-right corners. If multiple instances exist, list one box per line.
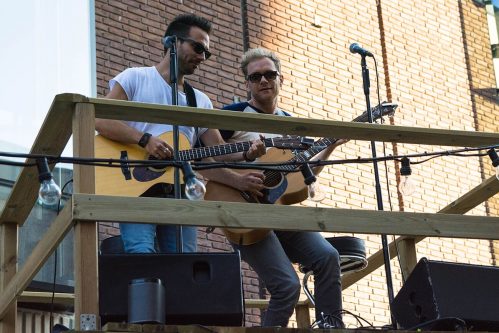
left=220, top=102, right=291, bottom=141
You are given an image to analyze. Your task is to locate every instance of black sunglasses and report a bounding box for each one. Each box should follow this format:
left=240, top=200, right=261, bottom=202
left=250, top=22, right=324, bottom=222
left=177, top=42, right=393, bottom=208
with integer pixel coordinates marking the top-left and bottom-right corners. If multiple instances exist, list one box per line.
left=246, top=70, right=279, bottom=83
left=178, top=37, right=211, bottom=60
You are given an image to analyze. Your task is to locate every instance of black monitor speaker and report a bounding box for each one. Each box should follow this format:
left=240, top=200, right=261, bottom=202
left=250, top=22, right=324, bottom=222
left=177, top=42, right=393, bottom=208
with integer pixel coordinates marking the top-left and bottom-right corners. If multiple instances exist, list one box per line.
left=98, top=252, right=244, bottom=326
left=392, top=257, right=499, bottom=331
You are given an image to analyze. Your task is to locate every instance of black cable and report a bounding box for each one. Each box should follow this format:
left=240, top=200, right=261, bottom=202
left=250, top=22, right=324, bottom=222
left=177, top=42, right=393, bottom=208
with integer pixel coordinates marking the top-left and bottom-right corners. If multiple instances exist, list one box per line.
left=373, top=56, right=407, bottom=284
left=405, top=317, right=467, bottom=331
left=49, top=179, right=73, bottom=330
left=1, top=144, right=499, bottom=171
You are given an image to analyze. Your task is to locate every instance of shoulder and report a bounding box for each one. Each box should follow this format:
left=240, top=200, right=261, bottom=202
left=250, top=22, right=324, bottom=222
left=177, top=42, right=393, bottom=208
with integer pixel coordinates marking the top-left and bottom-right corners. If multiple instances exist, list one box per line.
left=112, top=67, right=152, bottom=87
left=273, top=107, right=292, bottom=117
left=116, top=66, right=151, bottom=79
left=218, top=102, right=250, bottom=140
left=222, top=102, right=250, bottom=111
left=192, top=87, right=213, bottom=108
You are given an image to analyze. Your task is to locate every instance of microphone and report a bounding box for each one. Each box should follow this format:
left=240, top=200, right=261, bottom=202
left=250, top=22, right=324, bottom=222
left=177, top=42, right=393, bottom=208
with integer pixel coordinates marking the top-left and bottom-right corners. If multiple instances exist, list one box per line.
left=349, top=43, right=373, bottom=57
left=162, top=35, right=177, bottom=49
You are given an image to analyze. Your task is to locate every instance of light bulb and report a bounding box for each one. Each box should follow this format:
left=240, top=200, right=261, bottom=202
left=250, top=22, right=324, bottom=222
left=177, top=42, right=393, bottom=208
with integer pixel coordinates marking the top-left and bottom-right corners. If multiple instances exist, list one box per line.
left=39, top=178, right=62, bottom=205
left=182, top=162, right=206, bottom=201
left=399, top=157, right=416, bottom=197
left=36, top=157, right=62, bottom=206
left=399, top=175, right=416, bottom=197
left=185, top=177, right=206, bottom=200
left=308, top=182, right=325, bottom=202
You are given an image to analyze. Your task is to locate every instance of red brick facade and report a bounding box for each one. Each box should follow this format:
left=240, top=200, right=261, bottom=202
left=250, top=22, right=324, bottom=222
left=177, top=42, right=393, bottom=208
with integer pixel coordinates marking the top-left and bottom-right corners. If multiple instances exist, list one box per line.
left=94, top=0, right=499, bottom=327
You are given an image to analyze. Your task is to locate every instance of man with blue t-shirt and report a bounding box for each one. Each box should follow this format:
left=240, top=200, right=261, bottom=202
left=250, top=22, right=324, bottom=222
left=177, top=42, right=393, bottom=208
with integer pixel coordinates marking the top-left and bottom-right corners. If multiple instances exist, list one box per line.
left=217, top=48, right=347, bottom=328
left=95, top=14, right=266, bottom=254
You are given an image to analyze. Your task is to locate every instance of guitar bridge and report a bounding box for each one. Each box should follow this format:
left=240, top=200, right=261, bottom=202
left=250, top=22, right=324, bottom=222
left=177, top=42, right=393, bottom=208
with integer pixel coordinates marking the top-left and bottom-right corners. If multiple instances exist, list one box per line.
left=120, top=151, right=132, bottom=180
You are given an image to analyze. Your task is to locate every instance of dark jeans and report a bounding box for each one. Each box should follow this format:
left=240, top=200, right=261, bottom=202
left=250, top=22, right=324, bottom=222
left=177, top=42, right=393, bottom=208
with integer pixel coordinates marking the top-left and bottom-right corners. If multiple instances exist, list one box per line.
left=232, top=231, right=342, bottom=327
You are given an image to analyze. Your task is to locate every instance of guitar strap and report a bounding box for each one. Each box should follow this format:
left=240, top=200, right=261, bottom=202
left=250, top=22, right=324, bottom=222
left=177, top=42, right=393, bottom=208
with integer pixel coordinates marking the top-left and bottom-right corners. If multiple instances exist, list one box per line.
left=183, top=81, right=197, bottom=107
left=183, top=81, right=201, bottom=147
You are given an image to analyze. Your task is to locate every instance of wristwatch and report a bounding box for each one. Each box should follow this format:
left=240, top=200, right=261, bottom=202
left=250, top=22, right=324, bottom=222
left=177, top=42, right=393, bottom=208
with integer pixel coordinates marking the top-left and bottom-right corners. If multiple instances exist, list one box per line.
left=138, top=132, right=152, bottom=148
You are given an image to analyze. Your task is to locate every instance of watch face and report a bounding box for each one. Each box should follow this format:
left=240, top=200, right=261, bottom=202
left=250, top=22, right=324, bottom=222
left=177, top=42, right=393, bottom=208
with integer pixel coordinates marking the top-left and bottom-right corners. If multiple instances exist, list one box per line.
left=139, top=133, right=152, bottom=147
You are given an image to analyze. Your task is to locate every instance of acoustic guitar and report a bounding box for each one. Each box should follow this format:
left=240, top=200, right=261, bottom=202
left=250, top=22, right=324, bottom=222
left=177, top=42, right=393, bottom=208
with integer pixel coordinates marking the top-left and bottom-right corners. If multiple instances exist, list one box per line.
left=94, top=131, right=306, bottom=197
left=205, top=102, right=398, bottom=245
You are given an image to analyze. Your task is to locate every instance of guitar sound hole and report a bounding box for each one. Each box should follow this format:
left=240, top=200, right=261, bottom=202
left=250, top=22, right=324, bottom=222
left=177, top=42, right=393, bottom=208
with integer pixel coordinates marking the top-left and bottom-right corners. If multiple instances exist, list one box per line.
left=264, top=172, right=282, bottom=188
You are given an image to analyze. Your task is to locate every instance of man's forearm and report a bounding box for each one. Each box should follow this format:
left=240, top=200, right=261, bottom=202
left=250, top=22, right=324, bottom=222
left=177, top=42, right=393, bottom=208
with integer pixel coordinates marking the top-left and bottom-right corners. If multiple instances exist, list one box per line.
left=95, top=119, right=143, bottom=144
left=198, top=167, right=241, bottom=188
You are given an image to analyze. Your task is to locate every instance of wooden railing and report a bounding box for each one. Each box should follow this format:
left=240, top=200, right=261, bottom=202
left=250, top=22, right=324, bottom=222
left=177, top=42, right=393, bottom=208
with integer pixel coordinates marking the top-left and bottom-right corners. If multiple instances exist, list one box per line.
left=1, top=93, right=498, bottom=331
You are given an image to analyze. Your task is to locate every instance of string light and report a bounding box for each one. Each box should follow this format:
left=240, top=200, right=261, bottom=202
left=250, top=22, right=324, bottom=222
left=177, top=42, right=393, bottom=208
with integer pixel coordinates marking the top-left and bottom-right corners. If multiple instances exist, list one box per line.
left=1, top=144, right=498, bottom=202
left=300, top=163, right=319, bottom=200
left=181, top=161, right=206, bottom=200
left=36, top=157, right=61, bottom=205
left=399, top=157, right=416, bottom=197
left=488, top=148, right=499, bottom=180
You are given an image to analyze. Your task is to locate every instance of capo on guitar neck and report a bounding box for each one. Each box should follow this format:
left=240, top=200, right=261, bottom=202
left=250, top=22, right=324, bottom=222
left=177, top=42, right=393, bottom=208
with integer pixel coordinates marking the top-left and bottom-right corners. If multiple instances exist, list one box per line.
left=299, top=137, right=315, bottom=147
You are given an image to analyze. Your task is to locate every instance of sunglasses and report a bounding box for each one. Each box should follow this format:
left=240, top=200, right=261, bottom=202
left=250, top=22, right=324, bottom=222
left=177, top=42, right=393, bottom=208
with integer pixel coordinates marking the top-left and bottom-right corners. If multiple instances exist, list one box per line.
left=246, top=70, right=280, bottom=83
left=178, top=37, right=212, bottom=60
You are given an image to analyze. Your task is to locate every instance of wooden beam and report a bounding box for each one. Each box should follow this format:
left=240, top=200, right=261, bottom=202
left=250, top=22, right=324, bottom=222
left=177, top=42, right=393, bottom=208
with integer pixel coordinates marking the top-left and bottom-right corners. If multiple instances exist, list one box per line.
left=0, top=204, right=73, bottom=321
left=0, top=94, right=86, bottom=226
left=0, top=224, right=18, bottom=333
left=19, top=291, right=74, bottom=307
left=90, top=97, right=499, bottom=147
left=342, top=175, right=499, bottom=288
left=72, top=103, right=98, bottom=329
left=72, top=194, right=499, bottom=239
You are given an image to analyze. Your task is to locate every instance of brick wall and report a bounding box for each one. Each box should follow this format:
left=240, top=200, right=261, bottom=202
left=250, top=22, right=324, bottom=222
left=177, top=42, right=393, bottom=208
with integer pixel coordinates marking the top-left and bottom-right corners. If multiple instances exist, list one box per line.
left=94, top=0, right=498, bottom=327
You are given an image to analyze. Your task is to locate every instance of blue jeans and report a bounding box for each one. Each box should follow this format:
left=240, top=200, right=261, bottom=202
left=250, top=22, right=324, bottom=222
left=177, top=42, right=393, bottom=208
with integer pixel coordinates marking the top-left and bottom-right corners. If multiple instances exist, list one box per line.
left=232, top=231, right=342, bottom=327
left=120, top=183, right=197, bottom=253
left=120, top=223, right=197, bottom=253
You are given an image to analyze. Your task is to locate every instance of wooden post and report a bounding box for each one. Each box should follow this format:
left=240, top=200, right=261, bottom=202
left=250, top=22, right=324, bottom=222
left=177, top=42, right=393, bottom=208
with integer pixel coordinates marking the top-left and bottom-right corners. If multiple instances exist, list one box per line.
left=396, top=238, right=418, bottom=281
left=73, top=103, right=98, bottom=329
left=295, top=303, right=311, bottom=328
left=0, top=224, right=17, bottom=333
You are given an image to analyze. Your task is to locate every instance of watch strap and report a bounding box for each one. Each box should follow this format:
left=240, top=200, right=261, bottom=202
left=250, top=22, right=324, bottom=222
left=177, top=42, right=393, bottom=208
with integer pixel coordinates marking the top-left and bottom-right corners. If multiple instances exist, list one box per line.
left=138, top=132, right=152, bottom=148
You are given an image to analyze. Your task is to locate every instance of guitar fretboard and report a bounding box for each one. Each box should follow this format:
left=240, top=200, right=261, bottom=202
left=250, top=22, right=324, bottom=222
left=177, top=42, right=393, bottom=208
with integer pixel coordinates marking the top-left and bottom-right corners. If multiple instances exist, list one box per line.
left=178, top=141, right=255, bottom=161
left=265, top=112, right=368, bottom=175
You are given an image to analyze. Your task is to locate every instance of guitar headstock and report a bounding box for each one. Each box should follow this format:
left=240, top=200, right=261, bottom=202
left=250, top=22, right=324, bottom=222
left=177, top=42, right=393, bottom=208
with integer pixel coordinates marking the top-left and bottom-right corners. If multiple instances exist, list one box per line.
left=357, top=101, right=398, bottom=123
left=266, top=136, right=312, bottom=150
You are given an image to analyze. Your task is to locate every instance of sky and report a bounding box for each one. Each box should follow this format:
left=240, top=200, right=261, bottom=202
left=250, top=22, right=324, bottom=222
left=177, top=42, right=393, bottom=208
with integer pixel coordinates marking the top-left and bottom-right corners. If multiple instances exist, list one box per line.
left=0, top=1, right=94, bottom=161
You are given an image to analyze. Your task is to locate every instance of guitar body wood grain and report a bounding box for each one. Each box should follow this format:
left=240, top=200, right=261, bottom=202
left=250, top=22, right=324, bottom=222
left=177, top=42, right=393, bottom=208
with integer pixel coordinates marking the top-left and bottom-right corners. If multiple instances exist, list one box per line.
left=94, top=132, right=190, bottom=197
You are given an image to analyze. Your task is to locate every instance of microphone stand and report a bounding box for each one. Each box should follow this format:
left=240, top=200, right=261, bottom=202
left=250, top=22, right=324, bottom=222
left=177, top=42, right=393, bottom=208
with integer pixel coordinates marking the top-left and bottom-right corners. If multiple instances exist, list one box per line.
left=360, top=55, right=396, bottom=326
left=167, top=36, right=183, bottom=253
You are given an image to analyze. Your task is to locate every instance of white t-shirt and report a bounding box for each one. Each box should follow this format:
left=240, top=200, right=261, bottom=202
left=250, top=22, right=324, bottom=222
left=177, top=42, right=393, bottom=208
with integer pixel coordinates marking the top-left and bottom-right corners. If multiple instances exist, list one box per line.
left=110, top=66, right=212, bottom=146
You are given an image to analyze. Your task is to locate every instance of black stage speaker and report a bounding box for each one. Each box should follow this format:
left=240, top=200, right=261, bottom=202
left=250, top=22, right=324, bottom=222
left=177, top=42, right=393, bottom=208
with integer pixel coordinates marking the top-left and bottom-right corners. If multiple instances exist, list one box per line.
left=392, top=257, right=499, bottom=331
left=99, top=252, right=244, bottom=326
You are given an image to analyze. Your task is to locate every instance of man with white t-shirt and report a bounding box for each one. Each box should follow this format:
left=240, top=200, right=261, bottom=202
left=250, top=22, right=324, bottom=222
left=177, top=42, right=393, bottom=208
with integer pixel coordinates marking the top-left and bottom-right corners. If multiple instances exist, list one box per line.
left=95, top=14, right=266, bottom=254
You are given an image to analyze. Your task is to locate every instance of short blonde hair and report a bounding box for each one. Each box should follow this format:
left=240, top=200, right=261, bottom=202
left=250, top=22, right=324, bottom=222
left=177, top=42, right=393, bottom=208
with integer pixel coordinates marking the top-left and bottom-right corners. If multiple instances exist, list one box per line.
left=240, top=48, right=281, bottom=77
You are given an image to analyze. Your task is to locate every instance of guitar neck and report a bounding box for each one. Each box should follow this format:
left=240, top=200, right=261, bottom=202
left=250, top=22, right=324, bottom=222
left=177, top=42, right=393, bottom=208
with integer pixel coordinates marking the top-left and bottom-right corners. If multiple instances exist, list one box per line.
left=178, top=138, right=277, bottom=161
left=277, top=111, right=375, bottom=172
left=178, top=142, right=252, bottom=161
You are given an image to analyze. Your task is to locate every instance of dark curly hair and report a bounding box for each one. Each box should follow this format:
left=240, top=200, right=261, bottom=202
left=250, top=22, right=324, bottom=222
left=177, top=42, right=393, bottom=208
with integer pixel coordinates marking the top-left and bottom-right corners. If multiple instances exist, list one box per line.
left=163, top=14, right=212, bottom=51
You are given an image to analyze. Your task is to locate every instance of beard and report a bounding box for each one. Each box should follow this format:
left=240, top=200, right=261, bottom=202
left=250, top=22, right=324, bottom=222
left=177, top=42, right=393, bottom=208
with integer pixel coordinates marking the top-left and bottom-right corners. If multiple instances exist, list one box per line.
left=179, top=62, right=197, bottom=76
